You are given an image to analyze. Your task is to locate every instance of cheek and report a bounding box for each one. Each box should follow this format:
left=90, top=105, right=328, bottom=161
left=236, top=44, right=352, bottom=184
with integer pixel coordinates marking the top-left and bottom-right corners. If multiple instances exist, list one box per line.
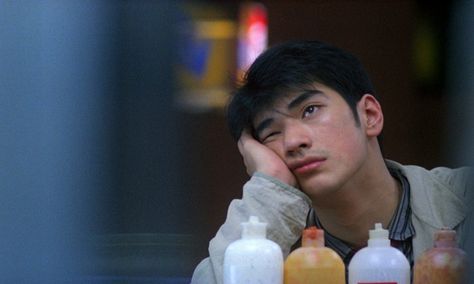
left=319, top=118, right=365, bottom=154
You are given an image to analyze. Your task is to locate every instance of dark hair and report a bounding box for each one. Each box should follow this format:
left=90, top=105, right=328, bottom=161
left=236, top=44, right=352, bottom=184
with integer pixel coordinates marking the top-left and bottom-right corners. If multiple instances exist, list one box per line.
left=227, top=40, right=376, bottom=141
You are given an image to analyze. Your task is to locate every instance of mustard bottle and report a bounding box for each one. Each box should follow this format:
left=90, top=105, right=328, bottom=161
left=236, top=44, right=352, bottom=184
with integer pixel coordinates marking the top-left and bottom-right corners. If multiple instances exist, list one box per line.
left=284, top=226, right=345, bottom=283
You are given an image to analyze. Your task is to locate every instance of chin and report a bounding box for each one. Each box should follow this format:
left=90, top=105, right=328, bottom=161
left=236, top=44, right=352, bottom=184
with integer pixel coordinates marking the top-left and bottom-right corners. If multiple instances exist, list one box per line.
left=300, top=180, right=335, bottom=197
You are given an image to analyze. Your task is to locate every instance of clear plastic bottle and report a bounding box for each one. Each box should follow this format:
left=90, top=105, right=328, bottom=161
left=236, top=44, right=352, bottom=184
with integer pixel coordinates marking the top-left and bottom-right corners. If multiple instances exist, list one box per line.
left=223, top=216, right=283, bottom=284
left=284, top=226, right=345, bottom=284
left=413, top=228, right=468, bottom=284
left=348, top=223, right=410, bottom=284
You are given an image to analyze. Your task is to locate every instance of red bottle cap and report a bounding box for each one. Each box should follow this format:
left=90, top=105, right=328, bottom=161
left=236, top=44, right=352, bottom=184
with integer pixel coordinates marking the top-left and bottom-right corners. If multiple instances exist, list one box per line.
left=302, top=226, right=324, bottom=247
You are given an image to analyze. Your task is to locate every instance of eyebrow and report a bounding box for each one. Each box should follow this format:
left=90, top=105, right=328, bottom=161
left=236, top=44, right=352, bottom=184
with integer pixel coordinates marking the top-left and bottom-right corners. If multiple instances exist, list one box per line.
left=254, top=89, right=326, bottom=139
left=287, top=89, right=325, bottom=110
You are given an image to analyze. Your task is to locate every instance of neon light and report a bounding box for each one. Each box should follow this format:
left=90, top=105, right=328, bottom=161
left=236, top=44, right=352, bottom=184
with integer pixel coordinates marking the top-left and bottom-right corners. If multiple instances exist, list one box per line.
left=237, top=3, right=268, bottom=78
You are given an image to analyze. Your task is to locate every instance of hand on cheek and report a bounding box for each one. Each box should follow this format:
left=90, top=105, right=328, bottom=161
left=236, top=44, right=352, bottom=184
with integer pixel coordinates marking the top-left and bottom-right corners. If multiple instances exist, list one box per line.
left=238, top=130, right=298, bottom=188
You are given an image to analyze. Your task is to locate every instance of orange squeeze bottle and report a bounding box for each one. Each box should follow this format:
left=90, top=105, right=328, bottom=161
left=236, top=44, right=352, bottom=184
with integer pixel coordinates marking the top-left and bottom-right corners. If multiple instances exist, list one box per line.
left=284, top=226, right=345, bottom=284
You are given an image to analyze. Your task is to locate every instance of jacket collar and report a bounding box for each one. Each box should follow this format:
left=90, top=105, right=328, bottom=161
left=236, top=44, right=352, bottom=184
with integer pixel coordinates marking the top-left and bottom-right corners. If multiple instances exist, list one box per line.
left=385, top=160, right=468, bottom=230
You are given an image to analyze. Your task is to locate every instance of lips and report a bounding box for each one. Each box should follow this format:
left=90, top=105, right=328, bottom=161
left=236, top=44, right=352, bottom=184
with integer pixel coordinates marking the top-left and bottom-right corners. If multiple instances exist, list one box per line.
left=289, top=157, right=326, bottom=175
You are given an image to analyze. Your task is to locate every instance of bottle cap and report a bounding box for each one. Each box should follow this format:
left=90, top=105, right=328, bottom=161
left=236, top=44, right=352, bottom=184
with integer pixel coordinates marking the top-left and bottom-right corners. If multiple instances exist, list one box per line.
left=367, top=223, right=390, bottom=247
left=302, top=226, right=324, bottom=247
left=434, top=228, right=457, bottom=248
left=369, top=223, right=389, bottom=239
left=434, top=228, right=456, bottom=241
left=241, top=216, right=267, bottom=239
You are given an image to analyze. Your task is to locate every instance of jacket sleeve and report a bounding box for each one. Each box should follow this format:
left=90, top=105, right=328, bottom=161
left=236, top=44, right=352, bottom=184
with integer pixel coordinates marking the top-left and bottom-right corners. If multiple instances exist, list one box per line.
left=191, top=172, right=312, bottom=284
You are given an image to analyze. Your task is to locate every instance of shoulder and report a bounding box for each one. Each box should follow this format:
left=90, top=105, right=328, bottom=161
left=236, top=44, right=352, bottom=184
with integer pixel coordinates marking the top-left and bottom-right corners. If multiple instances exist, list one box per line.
left=430, top=166, right=473, bottom=192
left=386, top=160, right=473, bottom=230
left=386, top=160, right=473, bottom=198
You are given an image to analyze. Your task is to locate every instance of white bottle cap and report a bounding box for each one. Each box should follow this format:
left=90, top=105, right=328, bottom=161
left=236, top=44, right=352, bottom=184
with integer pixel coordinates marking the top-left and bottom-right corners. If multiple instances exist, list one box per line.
left=368, top=223, right=390, bottom=246
left=369, top=223, right=388, bottom=239
left=241, top=216, right=267, bottom=239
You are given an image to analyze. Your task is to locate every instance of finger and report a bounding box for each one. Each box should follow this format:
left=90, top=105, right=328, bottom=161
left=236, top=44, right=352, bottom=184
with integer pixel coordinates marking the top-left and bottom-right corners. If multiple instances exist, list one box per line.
left=239, top=129, right=252, bottom=143
left=237, top=137, right=244, bottom=155
left=238, top=129, right=253, bottom=154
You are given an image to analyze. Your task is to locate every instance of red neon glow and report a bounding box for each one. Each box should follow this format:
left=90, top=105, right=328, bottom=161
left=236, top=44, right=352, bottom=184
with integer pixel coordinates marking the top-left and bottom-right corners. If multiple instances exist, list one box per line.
left=237, top=3, right=268, bottom=77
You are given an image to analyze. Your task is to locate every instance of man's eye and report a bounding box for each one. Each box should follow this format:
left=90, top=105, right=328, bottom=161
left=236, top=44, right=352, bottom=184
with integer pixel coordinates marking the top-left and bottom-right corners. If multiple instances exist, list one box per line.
left=262, top=131, right=280, bottom=142
left=303, top=105, right=319, bottom=118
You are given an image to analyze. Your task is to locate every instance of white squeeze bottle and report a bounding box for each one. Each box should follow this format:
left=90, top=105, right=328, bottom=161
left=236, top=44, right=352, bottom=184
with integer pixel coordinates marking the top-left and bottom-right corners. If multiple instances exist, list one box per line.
left=223, top=216, right=283, bottom=284
left=348, top=223, right=410, bottom=284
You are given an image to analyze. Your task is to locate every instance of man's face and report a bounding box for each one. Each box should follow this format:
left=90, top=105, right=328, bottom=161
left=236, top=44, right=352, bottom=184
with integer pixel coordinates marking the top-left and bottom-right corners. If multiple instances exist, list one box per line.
left=252, top=83, right=369, bottom=198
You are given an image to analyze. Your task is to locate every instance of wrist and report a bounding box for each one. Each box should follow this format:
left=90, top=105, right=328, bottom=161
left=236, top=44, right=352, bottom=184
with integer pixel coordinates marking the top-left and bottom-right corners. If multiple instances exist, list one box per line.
left=261, top=168, right=297, bottom=188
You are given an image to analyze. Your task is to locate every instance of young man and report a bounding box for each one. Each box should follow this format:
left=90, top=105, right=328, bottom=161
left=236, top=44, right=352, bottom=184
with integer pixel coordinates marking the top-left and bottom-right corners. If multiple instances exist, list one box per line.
left=191, top=40, right=473, bottom=283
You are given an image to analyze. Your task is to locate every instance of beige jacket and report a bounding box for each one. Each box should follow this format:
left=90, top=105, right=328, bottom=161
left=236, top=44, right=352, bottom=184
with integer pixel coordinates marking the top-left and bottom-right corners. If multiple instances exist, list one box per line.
left=191, top=160, right=473, bottom=284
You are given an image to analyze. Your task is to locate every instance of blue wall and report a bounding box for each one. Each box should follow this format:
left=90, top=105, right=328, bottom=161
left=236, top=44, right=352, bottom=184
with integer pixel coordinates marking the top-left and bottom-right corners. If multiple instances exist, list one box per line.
left=0, top=1, right=191, bottom=282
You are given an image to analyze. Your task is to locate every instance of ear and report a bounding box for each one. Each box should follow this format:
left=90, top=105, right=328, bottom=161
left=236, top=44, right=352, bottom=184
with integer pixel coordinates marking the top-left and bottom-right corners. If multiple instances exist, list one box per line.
left=358, top=94, right=383, bottom=137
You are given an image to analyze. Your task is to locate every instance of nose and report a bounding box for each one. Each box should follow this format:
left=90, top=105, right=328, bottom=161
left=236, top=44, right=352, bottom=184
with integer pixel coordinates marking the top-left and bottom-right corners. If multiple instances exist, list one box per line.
left=283, top=122, right=312, bottom=156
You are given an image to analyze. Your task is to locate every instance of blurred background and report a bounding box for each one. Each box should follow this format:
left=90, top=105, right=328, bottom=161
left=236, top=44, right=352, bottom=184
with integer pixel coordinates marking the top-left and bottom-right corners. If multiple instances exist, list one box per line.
left=1, top=0, right=473, bottom=283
